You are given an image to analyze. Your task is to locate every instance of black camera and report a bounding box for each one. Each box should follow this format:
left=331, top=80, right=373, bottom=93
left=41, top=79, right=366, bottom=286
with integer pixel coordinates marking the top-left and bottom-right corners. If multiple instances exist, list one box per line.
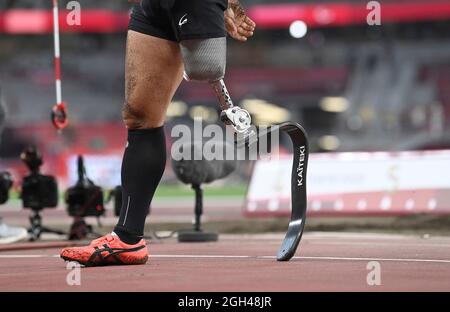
left=0, top=171, right=13, bottom=204
left=65, top=155, right=105, bottom=217
left=20, top=147, right=58, bottom=210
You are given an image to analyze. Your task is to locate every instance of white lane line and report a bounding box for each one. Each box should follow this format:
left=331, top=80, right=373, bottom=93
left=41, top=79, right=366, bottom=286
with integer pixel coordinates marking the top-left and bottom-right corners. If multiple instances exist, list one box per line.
left=280, top=256, right=450, bottom=264
left=0, top=255, right=51, bottom=258
left=155, top=255, right=450, bottom=264
left=312, top=241, right=450, bottom=248
left=0, top=255, right=61, bottom=258
left=0, top=254, right=449, bottom=264
left=153, top=255, right=252, bottom=259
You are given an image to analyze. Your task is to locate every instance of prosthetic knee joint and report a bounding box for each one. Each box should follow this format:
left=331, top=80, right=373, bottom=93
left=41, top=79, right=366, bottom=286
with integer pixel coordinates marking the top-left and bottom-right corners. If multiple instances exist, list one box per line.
left=180, top=38, right=255, bottom=144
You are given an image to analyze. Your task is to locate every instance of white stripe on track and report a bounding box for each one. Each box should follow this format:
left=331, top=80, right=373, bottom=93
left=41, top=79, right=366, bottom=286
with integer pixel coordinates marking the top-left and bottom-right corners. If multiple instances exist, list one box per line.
left=0, top=255, right=57, bottom=258
left=1, top=254, right=449, bottom=264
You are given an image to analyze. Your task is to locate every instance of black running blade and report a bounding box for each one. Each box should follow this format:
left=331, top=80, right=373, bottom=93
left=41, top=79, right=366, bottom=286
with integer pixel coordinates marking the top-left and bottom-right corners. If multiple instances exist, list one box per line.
left=277, top=122, right=309, bottom=261
left=248, top=122, right=309, bottom=261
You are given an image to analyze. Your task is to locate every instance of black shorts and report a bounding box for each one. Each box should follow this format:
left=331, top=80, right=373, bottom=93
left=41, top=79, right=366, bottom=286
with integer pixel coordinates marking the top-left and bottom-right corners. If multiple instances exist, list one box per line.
left=129, top=0, right=228, bottom=42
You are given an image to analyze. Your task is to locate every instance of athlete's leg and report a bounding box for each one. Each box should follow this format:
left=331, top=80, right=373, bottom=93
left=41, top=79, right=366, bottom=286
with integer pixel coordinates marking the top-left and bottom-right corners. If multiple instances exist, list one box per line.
left=60, top=32, right=184, bottom=266
left=122, top=31, right=184, bottom=129
left=113, top=30, right=184, bottom=244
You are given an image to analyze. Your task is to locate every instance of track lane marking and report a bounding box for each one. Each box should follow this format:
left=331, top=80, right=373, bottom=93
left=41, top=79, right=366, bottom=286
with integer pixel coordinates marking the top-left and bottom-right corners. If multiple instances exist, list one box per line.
left=0, top=254, right=449, bottom=264
left=0, top=255, right=54, bottom=258
left=312, top=241, right=450, bottom=248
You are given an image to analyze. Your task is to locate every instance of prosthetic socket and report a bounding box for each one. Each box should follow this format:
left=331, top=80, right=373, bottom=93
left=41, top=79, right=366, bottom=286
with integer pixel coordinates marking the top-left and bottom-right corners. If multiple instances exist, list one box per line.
left=180, top=37, right=255, bottom=143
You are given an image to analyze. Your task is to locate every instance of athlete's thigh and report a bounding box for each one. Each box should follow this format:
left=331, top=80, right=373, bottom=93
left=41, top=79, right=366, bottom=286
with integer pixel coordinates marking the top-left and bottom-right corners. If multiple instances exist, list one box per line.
left=124, top=30, right=184, bottom=129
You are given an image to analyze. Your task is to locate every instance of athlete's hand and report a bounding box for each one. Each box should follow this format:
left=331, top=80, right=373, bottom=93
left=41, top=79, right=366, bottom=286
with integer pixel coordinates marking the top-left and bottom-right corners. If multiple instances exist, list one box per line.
left=225, top=0, right=256, bottom=42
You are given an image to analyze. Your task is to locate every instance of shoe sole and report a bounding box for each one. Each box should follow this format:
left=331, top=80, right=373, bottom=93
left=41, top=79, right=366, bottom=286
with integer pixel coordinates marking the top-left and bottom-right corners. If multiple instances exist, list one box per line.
left=61, top=254, right=149, bottom=267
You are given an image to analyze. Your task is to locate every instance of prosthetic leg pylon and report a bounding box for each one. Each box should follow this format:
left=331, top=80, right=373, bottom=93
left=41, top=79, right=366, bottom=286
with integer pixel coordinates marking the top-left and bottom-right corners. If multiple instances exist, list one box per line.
left=210, top=79, right=256, bottom=147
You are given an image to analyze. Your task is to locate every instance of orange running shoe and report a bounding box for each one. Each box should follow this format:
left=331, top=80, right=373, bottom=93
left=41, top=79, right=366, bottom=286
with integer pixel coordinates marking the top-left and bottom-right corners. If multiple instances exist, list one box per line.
left=60, top=233, right=148, bottom=266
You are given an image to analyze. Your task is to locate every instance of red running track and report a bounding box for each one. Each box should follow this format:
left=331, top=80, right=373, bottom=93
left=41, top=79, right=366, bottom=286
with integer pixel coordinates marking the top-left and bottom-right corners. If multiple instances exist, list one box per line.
left=0, top=232, right=449, bottom=291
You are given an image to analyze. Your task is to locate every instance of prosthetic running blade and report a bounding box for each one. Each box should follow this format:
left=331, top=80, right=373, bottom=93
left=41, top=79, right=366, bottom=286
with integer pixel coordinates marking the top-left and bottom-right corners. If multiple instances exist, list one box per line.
left=249, top=122, right=309, bottom=261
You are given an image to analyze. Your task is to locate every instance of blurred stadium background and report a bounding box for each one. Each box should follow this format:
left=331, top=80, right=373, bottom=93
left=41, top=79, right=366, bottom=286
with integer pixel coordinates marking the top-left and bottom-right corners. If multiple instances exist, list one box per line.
left=1, top=0, right=450, bottom=234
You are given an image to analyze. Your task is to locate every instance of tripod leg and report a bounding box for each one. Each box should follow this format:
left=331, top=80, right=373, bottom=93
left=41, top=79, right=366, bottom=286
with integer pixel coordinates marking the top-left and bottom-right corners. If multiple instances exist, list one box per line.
left=192, top=184, right=203, bottom=232
left=28, top=211, right=42, bottom=241
left=177, top=184, right=218, bottom=242
left=27, top=210, right=66, bottom=241
left=41, top=226, right=66, bottom=236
